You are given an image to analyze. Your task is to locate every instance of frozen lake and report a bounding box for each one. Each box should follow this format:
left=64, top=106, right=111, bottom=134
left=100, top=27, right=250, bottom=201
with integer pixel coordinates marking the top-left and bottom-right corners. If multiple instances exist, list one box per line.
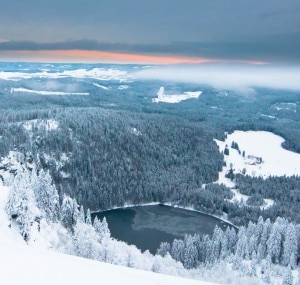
left=93, top=205, right=233, bottom=254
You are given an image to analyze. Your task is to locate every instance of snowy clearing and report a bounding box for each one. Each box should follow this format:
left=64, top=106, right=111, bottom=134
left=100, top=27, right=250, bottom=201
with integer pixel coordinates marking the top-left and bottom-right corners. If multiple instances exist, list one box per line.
left=215, top=130, right=300, bottom=208
left=23, top=119, right=59, bottom=132
left=118, top=85, right=129, bottom=90
left=0, top=68, right=130, bottom=82
left=130, top=127, right=142, bottom=136
left=272, top=102, right=297, bottom=112
left=152, top=87, right=202, bottom=103
left=93, top=83, right=111, bottom=90
left=11, top=88, right=89, bottom=96
left=215, top=131, right=300, bottom=179
left=228, top=189, right=274, bottom=210
left=260, top=114, right=277, bottom=120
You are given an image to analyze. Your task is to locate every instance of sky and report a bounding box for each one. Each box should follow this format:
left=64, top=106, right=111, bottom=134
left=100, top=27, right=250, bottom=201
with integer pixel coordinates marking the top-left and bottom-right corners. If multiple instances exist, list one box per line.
left=0, top=0, right=299, bottom=64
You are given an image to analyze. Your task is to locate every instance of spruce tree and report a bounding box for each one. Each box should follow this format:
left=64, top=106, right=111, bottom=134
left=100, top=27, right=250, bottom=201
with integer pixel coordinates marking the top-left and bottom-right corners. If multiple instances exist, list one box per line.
left=32, top=170, right=59, bottom=222
left=157, top=242, right=171, bottom=257
left=86, top=209, right=92, bottom=225
left=267, top=223, right=282, bottom=263
left=171, top=239, right=185, bottom=263
left=78, top=205, right=85, bottom=223
left=60, top=195, right=75, bottom=229
left=282, top=224, right=297, bottom=268
left=183, top=235, right=198, bottom=269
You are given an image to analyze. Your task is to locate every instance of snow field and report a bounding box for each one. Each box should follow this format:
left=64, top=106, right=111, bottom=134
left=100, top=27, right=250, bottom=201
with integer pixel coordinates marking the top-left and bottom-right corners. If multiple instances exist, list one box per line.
left=11, top=88, right=89, bottom=96
left=215, top=131, right=300, bottom=207
left=153, top=87, right=202, bottom=103
left=215, top=131, right=300, bottom=179
left=0, top=68, right=130, bottom=81
left=23, top=119, right=59, bottom=132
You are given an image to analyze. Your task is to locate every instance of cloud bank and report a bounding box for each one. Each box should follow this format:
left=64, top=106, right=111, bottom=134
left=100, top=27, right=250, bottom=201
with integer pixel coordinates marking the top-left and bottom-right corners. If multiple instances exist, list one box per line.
left=134, top=64, right=300, bottom=92
left=0, top=37, right=300, bottom=64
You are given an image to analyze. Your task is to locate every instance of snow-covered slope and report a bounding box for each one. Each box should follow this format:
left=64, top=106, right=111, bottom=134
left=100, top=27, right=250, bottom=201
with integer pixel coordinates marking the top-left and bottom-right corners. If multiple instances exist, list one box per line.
left=215, top=130, right=300, bottom=207
left=0, top=184, right=214, bottom=285
left=0, top=241, right=212, bottom=285
left=215, top=131, right=300, bottom=181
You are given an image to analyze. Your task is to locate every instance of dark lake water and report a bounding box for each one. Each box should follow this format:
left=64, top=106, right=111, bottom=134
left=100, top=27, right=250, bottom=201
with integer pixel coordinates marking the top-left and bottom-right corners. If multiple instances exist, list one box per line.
left=92, top=205, right=233, bottom=254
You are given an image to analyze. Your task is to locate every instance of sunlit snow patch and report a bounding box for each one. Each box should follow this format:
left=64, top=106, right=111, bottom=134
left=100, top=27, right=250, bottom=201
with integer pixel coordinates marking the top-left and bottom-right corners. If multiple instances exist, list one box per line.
left=11, top=88, right=89, bottom=96
left=152, top=87, right=202, bottom=103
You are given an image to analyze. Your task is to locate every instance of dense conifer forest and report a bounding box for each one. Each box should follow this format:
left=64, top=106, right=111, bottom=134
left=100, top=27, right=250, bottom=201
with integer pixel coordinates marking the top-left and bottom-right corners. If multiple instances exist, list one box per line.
left=0, top=72, right=300, bottom=225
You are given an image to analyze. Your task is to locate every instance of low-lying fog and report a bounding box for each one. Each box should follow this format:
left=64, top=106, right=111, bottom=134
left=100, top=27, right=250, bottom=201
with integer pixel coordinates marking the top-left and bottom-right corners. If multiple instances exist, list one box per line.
left=134, top=63, right=300, bottom=93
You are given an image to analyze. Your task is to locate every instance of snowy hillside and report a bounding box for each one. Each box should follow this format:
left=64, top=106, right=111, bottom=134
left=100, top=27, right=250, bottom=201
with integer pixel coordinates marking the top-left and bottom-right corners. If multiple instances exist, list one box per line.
left=215, top=131, right=300, bottom=185
left=0, top=241, right=211, bottom=285
left=0, top=184, right=214, bottom=285
left=214, top=130, right=300, bottom=207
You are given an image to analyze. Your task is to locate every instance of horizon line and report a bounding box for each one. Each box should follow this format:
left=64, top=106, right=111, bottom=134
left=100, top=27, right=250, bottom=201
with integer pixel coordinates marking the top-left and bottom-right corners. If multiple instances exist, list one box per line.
left=0, top=49, right=267, bottom=65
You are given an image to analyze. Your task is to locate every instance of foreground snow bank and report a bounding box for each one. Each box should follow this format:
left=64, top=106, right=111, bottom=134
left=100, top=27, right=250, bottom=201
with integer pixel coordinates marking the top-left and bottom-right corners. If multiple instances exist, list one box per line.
left=0, top=183, right=214, bottom=285
left=0, top=240, right=212, bottom=285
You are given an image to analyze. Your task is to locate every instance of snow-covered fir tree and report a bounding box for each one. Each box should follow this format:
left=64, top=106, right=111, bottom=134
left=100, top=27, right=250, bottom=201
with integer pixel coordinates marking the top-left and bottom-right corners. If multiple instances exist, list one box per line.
left=282, top=223, right=298, bottom=268
left=32, top=169, right=59, bottom=222
left=157, top=242, right=171, bottom=257
left=60, top=195, right=78, bottom=230
left=85, top=208, right=92, bottom=225
left=5, top=170, right=40, bottom=241
left=267, top=223, right=282, bottom=264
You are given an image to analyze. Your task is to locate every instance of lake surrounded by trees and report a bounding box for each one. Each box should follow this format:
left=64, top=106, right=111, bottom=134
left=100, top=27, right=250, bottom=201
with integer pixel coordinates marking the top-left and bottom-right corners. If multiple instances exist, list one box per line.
left=93, top=205, right=233, bottom=253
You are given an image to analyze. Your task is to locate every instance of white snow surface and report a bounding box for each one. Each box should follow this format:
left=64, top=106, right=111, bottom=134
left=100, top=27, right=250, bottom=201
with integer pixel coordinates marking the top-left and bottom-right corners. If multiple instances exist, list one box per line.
left=153, top=87, right=202, bottom=103
left=118, top=84, right=129, bottom=90
left=215, top=131, right=300, bottom=179
left=0, top=68, right=129, bottom=81
left=215, top=131, right=300, bottom=209
left=130, top=127, right=142, bottom=136
left=23, top=119, right=59, bottom=131
left=272, top=102, right=297, bottom=112
left=11, top=88, right=89, bottom=96
left=0, top=183, right=214, bottom=285
left=93, top=83, right=111, bottom=90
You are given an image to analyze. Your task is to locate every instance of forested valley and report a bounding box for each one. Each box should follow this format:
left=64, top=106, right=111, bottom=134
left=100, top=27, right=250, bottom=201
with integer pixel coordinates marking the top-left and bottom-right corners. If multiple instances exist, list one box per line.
left=1, top=65, right=300, bottom=284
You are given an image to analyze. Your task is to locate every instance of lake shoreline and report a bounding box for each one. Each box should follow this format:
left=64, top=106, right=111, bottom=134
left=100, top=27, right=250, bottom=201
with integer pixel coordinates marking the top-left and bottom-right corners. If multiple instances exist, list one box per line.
left=91, top=202, right=237, bottom=229
left=92, top=204, right=236, bottom=253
